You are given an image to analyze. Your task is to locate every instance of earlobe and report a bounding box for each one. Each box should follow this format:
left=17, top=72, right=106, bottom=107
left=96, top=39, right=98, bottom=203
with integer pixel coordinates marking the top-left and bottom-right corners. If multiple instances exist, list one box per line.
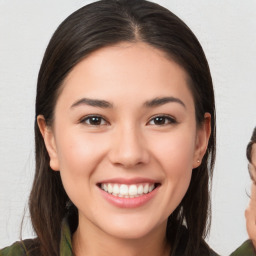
left=193, top=113, right=211, bottom=168
left=37, top=115, right=60, bottom=171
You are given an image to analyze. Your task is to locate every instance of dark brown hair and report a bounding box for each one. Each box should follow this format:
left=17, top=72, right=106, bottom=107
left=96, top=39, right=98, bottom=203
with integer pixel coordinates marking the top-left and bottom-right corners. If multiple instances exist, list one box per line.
left=247, top=127, right=256, bottom=163
left=29, top=0, right=216, bottom=255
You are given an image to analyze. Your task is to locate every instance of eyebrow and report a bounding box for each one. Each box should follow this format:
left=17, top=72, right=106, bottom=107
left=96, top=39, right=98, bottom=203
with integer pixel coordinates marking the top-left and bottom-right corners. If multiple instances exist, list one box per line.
left=71, top=98, right=113, bottom=109
left=144, top=97, right=186, bottom=108
left=70, top=96, right=186, bottom=109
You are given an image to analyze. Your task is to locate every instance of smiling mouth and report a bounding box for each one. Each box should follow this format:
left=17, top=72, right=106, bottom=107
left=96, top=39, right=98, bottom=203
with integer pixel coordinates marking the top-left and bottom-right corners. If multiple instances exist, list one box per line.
left=98, top=183, right=160, bottom=198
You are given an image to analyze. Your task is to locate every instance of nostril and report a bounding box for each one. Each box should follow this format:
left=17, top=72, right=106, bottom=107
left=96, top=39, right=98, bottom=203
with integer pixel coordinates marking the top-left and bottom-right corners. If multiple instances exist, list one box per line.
left=107, top=133, right=150, bottom=167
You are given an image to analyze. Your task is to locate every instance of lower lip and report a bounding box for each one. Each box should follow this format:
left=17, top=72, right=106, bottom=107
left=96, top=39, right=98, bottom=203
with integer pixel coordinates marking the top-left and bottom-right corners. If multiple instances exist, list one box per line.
left=99, top=186, right=160, bottom=208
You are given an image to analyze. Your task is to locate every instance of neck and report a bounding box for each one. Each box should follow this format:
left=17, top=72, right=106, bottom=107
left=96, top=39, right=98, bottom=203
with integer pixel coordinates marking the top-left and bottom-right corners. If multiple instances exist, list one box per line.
left=72, top=217, right=170, bottom=256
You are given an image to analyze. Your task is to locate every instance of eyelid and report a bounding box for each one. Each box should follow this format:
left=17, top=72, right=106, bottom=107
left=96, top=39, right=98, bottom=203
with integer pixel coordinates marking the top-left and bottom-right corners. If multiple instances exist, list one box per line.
left=79, top=114, right=109, bottom=126
left=78, top=114, right=176, bottom=126
left=147, top=114, right=177, bottom=126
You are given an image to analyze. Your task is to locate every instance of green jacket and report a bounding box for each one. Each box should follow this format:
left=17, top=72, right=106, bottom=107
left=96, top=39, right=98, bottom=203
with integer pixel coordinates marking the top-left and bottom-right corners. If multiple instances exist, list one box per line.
left=0, top=218, right=253, bottom=256
left=230, top=240, right=255, bottom=256
left=0, top=218, right=72, bottom=256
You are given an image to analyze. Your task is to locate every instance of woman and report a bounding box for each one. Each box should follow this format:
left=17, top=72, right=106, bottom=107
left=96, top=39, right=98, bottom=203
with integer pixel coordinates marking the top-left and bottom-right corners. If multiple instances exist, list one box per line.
left=231, top=127, right=256, bottom=256
left=0, top=0, right=217, bottom=255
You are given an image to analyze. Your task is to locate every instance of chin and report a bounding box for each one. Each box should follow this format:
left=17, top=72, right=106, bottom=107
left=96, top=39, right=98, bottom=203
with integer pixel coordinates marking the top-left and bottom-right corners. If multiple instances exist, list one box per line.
left=107, top=226, right=155, bottom=240
left=99, top=215, right=166, bottom=240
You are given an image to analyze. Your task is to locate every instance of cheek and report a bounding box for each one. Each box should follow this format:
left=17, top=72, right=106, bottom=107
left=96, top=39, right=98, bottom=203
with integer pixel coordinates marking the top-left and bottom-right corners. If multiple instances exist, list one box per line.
left=58, top=138, right=92, bottom=172
left=54, top=131, right=109, bottom=198
left=161, top=141, right=193, bottom=196
left=55, top=130, right=106, bottom=171
left=55, top=133, right=107, bottom=207
left=151, top=132, right=196, bottom=173
left=150, top=132, right=195, bottom=208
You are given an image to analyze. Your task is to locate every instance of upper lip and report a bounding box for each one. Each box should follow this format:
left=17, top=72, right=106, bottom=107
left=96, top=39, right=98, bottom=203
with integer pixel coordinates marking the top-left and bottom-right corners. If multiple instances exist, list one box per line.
left=97, top=177, right=160, bottom=185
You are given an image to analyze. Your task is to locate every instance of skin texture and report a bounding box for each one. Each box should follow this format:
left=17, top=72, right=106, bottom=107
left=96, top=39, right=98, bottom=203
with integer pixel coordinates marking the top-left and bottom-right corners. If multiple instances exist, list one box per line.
left=38, top=42, right=211, bottom=256
left=251, top=144, right=256, bottom=182
left=246, top=143, right=256, bottom=248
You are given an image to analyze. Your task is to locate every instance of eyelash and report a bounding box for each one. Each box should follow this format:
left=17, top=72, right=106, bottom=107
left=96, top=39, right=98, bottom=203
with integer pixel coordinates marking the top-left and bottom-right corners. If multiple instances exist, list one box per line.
left=147, top=115, right=177, bottom=126
left=79, top=114, right=176, bottom=127
left=80, top=115, right=109, bottom=126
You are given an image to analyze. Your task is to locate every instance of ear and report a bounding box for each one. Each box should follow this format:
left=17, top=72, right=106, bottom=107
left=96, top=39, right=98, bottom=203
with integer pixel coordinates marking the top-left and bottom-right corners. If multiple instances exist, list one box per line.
left=193, top=113, right=211, bottom=168
left=37, top=115, right=60, bottom=171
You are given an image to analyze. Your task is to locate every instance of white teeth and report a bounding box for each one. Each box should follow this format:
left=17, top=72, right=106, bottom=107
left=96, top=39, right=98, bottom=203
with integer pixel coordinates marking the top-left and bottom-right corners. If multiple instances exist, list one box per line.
left=101, top=184, right=108, bottom=192
left=137, top=185, right=143, bottom=195
left=129, top=185, right=137, bottom=196
left=108, top=184, right=113, bottom=194
left=143, top=184, right=149, bottom=194
left=120, top=184, right=129, bottom=196
left=149, top=184, right=154, bottom=192
left=113, top=184, right=119, bottom=194
left=100, top=183, right=156, bottom=197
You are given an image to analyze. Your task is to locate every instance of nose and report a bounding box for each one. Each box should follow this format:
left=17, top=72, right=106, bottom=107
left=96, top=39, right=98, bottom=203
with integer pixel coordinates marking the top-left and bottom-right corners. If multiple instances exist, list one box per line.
left=108, top=125, right=150, bottom=168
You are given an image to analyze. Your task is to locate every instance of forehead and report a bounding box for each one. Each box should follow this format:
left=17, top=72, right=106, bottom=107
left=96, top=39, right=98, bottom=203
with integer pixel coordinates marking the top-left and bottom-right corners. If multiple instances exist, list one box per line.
left=65, top=42, right=189, bottom=80
left=58, top=42, right=194, bottom=109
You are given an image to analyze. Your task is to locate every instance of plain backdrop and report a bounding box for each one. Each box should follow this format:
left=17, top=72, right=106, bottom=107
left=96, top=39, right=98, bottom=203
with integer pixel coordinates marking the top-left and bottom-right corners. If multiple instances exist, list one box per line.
left=0, top=1, right=256, bottom=255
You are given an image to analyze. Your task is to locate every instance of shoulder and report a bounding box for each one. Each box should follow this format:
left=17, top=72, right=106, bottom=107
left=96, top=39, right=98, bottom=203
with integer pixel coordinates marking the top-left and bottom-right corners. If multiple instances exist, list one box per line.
left=208, top=248, right=220, bottom=256
left=0, top=239, right=40, bottom=256
left=199, top=240, right=220, bottom=256
left=230, top=240, right=256, bottom=256
left=174, top=225, right=220, bottom=256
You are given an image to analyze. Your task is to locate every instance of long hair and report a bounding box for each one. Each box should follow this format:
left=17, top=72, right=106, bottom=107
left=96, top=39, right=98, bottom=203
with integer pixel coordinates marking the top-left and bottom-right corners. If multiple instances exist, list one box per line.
left=29, top=0, right=216, bottom=255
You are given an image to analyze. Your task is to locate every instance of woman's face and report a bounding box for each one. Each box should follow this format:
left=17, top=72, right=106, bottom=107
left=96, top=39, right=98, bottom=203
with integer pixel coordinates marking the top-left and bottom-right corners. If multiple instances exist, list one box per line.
left=250, top=143, right=256, bottom=182
left=39, top=42, right=210, bottom=240
left=252, top=143, right=256, bottom=167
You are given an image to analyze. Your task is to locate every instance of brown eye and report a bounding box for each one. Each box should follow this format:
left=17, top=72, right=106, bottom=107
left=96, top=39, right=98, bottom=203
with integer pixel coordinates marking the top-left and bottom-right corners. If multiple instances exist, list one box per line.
left=81, top=115, right=108, bottom=126
left=148, top=115, right=176, bottom=126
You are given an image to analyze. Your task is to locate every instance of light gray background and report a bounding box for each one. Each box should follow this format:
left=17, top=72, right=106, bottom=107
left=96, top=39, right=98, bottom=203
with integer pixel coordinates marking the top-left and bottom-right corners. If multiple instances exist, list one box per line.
left=0, top=1, right=256, bottom=255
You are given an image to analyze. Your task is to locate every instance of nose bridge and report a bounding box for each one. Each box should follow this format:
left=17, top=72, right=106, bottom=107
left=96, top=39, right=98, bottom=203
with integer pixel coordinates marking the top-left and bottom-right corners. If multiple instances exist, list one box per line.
left=109, top=122, right=149, bottom=167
